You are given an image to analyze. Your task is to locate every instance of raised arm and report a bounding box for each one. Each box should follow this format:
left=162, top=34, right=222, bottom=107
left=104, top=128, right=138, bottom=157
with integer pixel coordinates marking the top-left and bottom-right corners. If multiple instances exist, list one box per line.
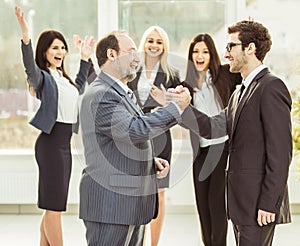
left=73, top=34, right=97, bottom=90
left=74, top=34, right=95, bottom=62
left=15, top=6, right=43, bottom=95
left=14, top=6, right=30, bottom=44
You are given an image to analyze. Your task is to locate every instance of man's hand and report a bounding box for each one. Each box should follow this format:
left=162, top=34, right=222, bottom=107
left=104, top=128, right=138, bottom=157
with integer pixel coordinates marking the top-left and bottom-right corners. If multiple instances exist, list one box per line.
left=155, top=157, right=170, bottom=179
left=166, top=85, right=191, bottom=111
left=257, top=209, right=276, bottom=226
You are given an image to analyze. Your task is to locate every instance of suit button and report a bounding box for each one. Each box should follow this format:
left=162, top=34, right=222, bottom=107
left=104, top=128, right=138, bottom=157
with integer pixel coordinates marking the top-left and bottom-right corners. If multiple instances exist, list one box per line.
left=228, top=148, right=235, bottom=153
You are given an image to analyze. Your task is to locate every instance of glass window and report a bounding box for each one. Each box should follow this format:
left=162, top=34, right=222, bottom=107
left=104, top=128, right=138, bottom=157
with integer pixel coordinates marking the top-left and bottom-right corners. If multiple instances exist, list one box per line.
left=119, top=0, right=226, bottom=54
left=118, top=0, right=226, bottom=140
left=0, top=0, right=97, bottom=149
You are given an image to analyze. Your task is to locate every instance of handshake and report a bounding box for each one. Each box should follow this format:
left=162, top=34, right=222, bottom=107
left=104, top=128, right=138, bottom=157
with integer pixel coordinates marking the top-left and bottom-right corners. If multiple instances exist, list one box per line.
left=150, top=85, right=191, bottom=111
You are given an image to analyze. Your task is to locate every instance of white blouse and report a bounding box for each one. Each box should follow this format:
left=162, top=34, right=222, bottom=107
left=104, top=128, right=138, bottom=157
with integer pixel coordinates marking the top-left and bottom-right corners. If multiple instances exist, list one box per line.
left=137, top=62, right=160, bottom=105
left=49, top=68, right=79, bottom=123
left=193, top=70, right=228, bottom=147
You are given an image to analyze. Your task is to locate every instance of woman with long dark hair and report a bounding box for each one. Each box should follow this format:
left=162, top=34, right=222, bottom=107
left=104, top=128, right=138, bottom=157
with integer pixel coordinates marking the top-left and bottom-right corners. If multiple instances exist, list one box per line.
left=182, top=33, right=242, bottom=246
left=15, top=6, right=94, bottom=245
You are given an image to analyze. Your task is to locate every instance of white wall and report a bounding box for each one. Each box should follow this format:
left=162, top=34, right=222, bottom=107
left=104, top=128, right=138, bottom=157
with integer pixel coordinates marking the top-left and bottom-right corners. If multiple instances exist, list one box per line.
left=0, top=140, right=299, bottom=209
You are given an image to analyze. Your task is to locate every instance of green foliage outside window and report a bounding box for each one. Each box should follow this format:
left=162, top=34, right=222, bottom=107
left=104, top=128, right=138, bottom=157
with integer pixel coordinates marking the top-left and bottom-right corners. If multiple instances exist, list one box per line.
left=291, top=91, right=300, bottom=174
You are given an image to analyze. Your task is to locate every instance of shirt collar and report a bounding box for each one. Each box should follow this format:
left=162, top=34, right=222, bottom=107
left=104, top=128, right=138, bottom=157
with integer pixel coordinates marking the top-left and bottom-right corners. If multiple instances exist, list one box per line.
left=243, top=64, right=266, bottom=88
left=103, top=71, right=129, bottom=93
left=206, top=69, right=212, bottom=84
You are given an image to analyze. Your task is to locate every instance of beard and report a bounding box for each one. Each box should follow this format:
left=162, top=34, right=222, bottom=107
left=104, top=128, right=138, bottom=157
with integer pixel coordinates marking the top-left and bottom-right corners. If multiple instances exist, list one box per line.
left=124, top=72, right=137, bottom=82
left=116, top=58, right=137, bottom=82
left=230, top=53, right=247, bottom=73
left=120, top=68, right=137, bottom=82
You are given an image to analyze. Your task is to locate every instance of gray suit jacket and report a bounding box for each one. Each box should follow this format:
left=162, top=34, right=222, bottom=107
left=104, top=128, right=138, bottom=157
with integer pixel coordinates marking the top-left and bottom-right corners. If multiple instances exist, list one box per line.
left=182, top=68, right=292, bottom=226
left=79, top=71, right=181, bottom=225
left=21, top=40, right=91, bottom=134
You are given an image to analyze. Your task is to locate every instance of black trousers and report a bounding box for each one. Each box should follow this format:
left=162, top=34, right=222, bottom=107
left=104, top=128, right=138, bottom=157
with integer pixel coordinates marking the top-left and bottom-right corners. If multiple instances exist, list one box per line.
left=233, top=223, right=275, bottom=246
left=193, top=144, right=228, bottom=246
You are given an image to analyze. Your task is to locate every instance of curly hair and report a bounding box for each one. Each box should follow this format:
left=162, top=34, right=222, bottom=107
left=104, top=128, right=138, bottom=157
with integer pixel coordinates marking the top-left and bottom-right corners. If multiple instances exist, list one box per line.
left=227, top=20, right=272, bottom=62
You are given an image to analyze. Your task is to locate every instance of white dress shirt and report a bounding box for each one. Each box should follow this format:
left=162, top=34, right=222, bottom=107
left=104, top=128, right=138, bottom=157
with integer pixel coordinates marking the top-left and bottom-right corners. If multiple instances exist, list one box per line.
left=239, top=64, right=267, bottom=101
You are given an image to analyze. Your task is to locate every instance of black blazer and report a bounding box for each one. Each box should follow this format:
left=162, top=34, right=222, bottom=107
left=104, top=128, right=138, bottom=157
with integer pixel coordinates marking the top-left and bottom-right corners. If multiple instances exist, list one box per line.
left=128, top=65, right=181, bottom=161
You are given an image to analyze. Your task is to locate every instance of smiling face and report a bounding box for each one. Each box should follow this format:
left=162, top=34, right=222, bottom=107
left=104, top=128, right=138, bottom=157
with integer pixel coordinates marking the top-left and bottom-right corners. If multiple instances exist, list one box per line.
left=144, top=30, right=164, bottom=58
left=45, top=38, right=67, bottom=70
left=192, top=41, right=210, bottom=73
left=224, top=32, right=247, bottom=75
left=115, top=34, right=140, bottom=82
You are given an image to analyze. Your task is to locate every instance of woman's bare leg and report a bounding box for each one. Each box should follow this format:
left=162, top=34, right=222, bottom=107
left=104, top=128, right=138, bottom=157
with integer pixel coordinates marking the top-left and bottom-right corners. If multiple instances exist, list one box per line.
left=40, top=213, right=50, bottom=246
left=40, top=210, right=63, bottom=246
left=150, top=189, right=165, bottom=246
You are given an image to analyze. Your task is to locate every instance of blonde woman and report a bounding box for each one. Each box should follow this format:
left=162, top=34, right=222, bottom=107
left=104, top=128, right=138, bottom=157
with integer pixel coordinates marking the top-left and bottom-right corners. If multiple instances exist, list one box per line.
left=128, top=25, right=181, bottom=246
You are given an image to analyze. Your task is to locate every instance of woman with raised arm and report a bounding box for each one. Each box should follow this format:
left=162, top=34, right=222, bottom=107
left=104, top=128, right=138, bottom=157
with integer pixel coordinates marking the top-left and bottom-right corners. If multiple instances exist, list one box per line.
left=14, top=6, right=94, bottom=246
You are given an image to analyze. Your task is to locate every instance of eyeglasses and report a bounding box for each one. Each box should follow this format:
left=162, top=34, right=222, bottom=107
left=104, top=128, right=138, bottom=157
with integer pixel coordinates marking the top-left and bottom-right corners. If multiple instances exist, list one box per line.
left=226, top=43, right=244, bottom=52
left=119, top=49, right=138, bottom=58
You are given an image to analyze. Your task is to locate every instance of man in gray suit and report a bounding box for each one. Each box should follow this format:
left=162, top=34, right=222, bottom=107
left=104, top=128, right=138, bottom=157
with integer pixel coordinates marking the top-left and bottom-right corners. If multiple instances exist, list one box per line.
left=79, top=31, right=190, bottom=246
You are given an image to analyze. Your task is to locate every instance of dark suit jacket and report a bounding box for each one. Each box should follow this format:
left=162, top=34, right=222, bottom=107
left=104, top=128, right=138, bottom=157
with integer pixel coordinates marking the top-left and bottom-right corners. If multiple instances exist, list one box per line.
left=128, top=65, right=181, bottom=162
left=79, top=71, right=181, bottom=226
left=182, top=67, right=292, bottom=225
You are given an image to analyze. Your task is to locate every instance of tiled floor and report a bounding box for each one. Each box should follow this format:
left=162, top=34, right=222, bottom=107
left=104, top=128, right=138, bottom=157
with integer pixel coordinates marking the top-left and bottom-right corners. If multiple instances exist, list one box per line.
left=0, top=212, right=299, bottom=245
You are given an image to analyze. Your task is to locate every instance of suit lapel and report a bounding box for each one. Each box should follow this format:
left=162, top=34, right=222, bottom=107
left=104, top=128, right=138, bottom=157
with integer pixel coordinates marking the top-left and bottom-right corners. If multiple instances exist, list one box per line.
left=129, top=68, right=142, bottom=104
left=230, top=68, right=269, bottom=138
left=98, top=71, right=143, bottom=116
left=124, top=93, right=144, bottom=115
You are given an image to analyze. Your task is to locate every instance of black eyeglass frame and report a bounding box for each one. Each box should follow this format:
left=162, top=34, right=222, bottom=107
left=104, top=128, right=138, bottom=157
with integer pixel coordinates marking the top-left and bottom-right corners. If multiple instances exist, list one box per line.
left=226, top=42, right=248, bottom=52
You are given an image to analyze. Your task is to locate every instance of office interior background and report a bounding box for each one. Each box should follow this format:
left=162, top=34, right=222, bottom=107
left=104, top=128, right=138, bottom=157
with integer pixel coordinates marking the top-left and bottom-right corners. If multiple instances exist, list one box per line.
left=0, top=0, right=300, bottom=244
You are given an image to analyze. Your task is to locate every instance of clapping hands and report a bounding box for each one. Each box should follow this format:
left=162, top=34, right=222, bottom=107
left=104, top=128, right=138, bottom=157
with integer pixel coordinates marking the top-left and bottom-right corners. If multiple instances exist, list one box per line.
left=73, top=34, right=95, bottom=61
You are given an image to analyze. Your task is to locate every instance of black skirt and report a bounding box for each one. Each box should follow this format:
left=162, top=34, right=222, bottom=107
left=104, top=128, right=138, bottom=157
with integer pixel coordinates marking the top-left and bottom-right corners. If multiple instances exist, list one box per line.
left=153, top=130, right=172, bottom=189
left=35, top=122, right=73, bottom=211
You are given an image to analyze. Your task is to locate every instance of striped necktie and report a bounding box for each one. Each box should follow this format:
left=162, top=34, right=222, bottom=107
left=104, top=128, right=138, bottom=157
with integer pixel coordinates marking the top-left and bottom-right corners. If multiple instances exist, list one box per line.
left=127, top=89, right=138, bottom=106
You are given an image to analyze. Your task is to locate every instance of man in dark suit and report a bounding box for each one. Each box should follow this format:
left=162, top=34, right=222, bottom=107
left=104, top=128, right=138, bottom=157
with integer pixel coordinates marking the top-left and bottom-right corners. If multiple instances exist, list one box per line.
left=178, top=20, right=292, bottom=245
left=79, top=31, right=190, bottom=246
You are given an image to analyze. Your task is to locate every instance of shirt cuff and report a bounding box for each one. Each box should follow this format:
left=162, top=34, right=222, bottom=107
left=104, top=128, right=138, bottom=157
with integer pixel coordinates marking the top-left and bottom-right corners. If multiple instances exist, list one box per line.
left=170, top=101, right=183, bottom=115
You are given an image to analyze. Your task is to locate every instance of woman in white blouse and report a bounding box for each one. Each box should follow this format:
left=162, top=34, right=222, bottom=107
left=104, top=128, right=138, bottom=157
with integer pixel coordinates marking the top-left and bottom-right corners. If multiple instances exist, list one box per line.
left=15, top=6, right=94, bottom=246
left=128, top=26, right=181, bottom=246
left=182, top=33, right=242, bottom=246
